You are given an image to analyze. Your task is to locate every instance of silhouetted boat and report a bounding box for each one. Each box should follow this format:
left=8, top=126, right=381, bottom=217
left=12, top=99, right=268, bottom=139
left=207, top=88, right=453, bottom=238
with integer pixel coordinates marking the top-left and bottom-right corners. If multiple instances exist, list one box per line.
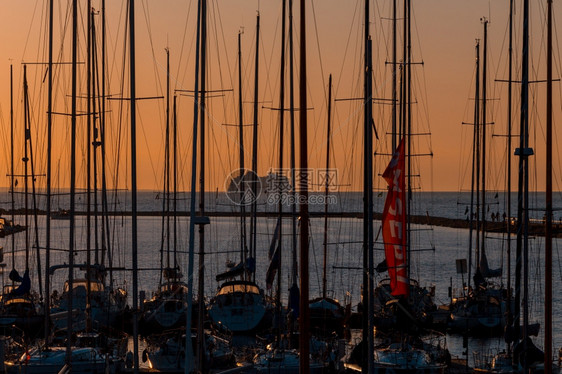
left=142, top=331, right=234, bottom=372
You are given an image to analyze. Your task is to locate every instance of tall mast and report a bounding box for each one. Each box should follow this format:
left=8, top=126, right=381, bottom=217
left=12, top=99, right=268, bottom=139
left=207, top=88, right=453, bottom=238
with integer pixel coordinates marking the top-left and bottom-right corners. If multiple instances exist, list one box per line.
left=166, top=48, right=171, bottom=272
left=161, top=48, right=171, bottom=280
left=391, top=0, right=397, bottom=150
left=322, top=74, right=332, bottom=300
left=101, top=0, right=111, bottom=282
left=27, top=73, right=42, bottom=299
left=238, top=31, right=247, bottom=264
left=514, top=0, right=530, bottom=368
left=10, top=64, right=14, bottom=282
left=288, top=0, right=299, bottom=339
left=23, top=65, right=30, bottom=272
left=505, top=0, right=514, bottom=353
left=406, top=0, right=412, bottom=282
left=480, top=19, right=488, bottom=269
left=544, top=0, right=553, bottom=370
left=128, top=0, right=140, bottom=370
left=475, top=39, right=482, bottom=272
left=158, top=47, right=170, bottom=286
left=250, top=12, right=260, bottom=279
left=185, top=0, right=203, bottom=371
left=298, top=0, right=310, bottom=371
left=86, top=0, right=92, bottom=333
left=276, top=0, right=286, bottom=342
left=22, top=64, right=43, bottom=296
left=92, top=8, right=100, bottom=267
left=288, top=0, right=298, bottom=293
left=468, top=41, right=480, bottom=289
left=66, top=0, right=78, bottom=365
left=173, top=95, right=178, bottom=270
left=197, top=0, right=208, bottom=369
left=45, top=0, right=54, bottom=340
left=362, top=0, right=375, bottom=372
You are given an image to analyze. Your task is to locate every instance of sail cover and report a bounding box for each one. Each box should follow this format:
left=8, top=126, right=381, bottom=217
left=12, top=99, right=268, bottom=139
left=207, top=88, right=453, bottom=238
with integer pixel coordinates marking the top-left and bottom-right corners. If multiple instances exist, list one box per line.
left=381, top=139, right=408, bottom=296
left=479, top=249, right=502, bottom=278
left=11, top=269, right=31, bottom=296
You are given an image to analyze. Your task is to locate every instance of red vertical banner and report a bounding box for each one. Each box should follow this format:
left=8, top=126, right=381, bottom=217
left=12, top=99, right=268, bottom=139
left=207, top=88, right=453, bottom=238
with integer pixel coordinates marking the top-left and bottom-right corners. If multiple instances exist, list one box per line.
left=381, top=139, right=408, bottom=296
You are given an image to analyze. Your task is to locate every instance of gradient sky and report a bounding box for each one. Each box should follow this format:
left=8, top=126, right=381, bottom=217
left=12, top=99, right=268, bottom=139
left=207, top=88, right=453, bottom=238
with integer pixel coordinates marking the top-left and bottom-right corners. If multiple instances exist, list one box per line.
left=0, top=0, right=560, bottom=193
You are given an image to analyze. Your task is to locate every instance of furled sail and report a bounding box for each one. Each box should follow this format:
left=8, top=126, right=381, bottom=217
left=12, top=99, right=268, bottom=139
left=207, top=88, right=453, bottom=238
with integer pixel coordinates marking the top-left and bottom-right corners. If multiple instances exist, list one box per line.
left=216, top=258, right=256, bottom=282
left=479, top=248, right=502, bottom=278
left=11, top=269, right=31, bottom=296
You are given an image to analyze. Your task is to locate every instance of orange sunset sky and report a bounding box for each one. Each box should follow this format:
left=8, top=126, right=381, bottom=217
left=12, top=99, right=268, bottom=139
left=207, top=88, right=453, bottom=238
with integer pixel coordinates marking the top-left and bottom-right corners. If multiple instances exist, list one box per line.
left=0, top=0, right=560, bottom=193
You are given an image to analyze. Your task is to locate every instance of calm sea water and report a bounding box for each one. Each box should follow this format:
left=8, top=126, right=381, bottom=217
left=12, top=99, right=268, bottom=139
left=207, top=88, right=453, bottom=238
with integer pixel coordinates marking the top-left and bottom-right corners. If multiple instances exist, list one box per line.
left=1, top=190, right=561, bottom=364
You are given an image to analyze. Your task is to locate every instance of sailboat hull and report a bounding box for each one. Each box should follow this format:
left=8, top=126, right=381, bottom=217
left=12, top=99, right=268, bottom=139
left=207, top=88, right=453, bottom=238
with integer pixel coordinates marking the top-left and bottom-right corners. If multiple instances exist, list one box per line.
left=209, top=281, right=266, bottom=333
left=5, top=347, right=112, bottom=374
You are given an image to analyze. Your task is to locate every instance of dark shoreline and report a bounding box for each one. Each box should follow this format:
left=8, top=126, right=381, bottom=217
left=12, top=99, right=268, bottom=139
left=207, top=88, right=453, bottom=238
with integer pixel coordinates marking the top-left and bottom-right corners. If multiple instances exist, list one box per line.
left=3, top=209, right=560, bottom=238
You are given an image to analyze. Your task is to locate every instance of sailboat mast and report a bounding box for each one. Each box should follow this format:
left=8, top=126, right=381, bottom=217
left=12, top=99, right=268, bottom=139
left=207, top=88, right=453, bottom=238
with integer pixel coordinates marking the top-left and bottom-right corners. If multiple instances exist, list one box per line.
left=250, top=12, right=260, bottom=280
left=322, top=74, right=332, bottom=301
left=289, top=0, right=298, bottom=291
left=159, top=49, right=170, bottom=286
left=101, top=0, right=111, bottom=283
left=173, top=96, right=178, bottom=270
left=92, top=8, right=100, bottom=266
left=66, top=0, right=78, bottom=365
left=480, top=19, right=488, bottom=266
left=522, top=0, right=530, bottom=364
left=22, top=66, right=43, bottom=296
left=86, top=0, right=93, bottom=333
left=298, top=0, right=310, bottom=371
left=363, top=0, right=374, bottom=372
left=475, top=37, right=482, bottom=271
left=166, top=48, right=172, bottom=271
left=197, top=0, right=208, bottom=369
left=27, top=75, right=43, bottom=299
left=23, top=65, right=29, bottom=271
left=165, top=48, right=171, bottom=272
left=506, top=0, right=514, bottom=350
left=545, top=0, right=553, bottom=369
left=406, top=0, right=412, bottom=282
left=45, top=0, right=54, bottom=341
left=238, top=32, right=247, bottom=264
left=514, top=0, right=530, bottom=365
left=10, top=64, right=14, bottom=280
left=185, top=0, right=203, bottom=370
left=277, top=0, right=286, bottom=341
left=391, top=0, right=397, bottom=150
left=128, top=0, right=140, bottom=370
left=468, top=41, right=480, bottom=289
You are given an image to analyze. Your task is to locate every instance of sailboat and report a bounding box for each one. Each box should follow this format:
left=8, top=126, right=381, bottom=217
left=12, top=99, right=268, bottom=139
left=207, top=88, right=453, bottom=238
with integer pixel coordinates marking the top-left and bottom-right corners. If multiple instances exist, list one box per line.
left=5, top=331, right=124, bottom=374
left=307, top=75, right=345, bottom=339
left=449, top=20, right=508, bottom=336
left=474, top=0, right=557, bottom=372
left=5, top=1, right=125, bottom=373
left=372, top=139, right=449, bottom=374
left=370, top=0, right=441, bottom=333
left=347, top=1, right=450, bottom=372
left=208, top=14, right=267, bottom=335
left=48, top=5, right=128, bottom=336
left=6, top=347, right=109, bottom=374
left=253, top=1, right=333, bottom=372
left=140, top=50, right=190, bottom=336
left=142, top=330, right=234, bottom=372
left=0, top=64, right=44, bottom=339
